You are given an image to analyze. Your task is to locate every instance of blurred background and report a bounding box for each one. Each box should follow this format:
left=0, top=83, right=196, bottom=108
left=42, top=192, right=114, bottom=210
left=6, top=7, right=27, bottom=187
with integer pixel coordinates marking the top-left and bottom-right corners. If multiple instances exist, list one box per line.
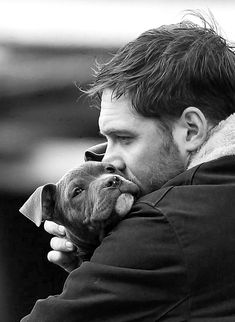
left=0, top=0, right=235, bottom=321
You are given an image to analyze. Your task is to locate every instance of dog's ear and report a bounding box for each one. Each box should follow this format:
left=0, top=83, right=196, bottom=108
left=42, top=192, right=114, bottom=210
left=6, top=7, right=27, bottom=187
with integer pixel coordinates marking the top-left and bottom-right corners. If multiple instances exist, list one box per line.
left=19, top=183, right=56, bottom=227
left=41, top=184, right=57, bottom=222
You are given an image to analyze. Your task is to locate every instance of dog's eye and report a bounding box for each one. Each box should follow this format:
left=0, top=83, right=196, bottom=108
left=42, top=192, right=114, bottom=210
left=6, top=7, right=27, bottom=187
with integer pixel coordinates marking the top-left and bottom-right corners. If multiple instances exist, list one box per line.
left=72, top=187, right=83, bottom=197
left=106, top=165, right=116, bottom=173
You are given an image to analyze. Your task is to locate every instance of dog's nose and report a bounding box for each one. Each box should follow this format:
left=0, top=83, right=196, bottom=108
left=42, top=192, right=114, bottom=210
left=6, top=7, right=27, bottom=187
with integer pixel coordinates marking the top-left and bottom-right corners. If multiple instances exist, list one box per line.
left=106, top=175, right=121, bottom=188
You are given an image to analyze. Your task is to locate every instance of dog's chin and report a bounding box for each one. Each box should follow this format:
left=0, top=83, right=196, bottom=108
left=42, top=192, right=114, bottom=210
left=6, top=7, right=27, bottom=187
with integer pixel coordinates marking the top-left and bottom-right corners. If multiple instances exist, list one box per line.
left=114, top=193, right=135, bottom=217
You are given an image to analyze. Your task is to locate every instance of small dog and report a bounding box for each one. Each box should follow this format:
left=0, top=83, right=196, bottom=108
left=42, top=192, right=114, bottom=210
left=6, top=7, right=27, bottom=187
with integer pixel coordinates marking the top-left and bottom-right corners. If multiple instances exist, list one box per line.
left=20, top=161, right=139, bottom=260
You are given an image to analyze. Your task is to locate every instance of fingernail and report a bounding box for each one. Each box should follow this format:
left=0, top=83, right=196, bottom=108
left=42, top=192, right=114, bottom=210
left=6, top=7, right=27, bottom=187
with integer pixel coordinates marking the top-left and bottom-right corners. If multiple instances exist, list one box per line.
left=66, top=241, right=74, bottom=250
left=58, top=225, right=65, bottom=234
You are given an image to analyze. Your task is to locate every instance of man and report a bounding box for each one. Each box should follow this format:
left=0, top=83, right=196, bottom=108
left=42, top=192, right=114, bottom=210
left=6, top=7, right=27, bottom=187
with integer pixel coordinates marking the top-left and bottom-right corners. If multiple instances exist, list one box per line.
left=22, top=13, right=235, bottom=321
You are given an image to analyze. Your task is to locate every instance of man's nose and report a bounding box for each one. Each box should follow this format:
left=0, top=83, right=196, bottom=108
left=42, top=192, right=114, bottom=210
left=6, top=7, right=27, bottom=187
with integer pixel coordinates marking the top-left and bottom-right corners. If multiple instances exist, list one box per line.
left=102, top=150, right=126, bottom=171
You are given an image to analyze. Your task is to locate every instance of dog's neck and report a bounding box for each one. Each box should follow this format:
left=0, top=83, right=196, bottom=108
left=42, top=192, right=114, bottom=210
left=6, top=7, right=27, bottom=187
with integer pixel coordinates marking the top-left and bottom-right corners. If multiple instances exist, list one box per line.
left=188, top=113, right=235, bottom=169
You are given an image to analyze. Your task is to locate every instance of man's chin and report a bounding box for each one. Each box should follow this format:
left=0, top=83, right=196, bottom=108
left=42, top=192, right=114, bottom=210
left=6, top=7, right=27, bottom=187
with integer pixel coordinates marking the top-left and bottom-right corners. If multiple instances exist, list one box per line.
left=137, top=186, right=153, bottom=197
left=138, top=182, right=164, bottom=196
left=124, top=176, right=159, bottom=197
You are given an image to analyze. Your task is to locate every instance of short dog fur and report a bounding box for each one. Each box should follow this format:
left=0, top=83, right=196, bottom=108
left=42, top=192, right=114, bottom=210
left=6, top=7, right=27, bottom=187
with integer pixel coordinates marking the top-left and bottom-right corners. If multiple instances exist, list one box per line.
left=20, top=161, right=139, bottom=260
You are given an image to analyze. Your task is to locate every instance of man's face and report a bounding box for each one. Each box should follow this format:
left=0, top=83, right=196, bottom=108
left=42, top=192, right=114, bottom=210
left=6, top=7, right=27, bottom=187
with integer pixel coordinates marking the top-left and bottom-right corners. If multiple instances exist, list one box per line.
left=99, top=89, right=186, bottom=195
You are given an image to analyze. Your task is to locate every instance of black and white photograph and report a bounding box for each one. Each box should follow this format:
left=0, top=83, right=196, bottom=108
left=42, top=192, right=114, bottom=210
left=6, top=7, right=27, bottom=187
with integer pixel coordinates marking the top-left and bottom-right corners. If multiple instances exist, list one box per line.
left=1, top=0, right=235, bottom=321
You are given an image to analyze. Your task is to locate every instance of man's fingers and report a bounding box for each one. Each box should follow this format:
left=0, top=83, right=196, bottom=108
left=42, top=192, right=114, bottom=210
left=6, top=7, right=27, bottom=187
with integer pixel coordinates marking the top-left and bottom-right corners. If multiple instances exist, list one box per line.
left=50, top=236, right=75, bottom=252
left=48, top=237, right=78, bottom=273
left=44, top=220, right=66, bottom=237
left=44, top=221, right=79, bottom=272
left=47, top=251, right=79, bottom=273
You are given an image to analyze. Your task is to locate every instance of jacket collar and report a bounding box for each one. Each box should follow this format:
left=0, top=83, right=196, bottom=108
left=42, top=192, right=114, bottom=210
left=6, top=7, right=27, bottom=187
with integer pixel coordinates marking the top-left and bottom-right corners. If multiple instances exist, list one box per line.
left=188, top=113, right=235, bottom=169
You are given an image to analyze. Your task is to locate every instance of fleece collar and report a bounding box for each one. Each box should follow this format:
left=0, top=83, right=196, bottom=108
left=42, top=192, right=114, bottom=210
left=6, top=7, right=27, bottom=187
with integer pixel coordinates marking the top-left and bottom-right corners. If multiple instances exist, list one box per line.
left=188, top=113, right=235, bottom=169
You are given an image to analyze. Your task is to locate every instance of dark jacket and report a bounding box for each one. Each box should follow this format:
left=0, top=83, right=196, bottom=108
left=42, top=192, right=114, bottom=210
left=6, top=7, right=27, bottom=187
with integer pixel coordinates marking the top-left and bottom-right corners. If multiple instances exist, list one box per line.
left=21, top=154, right=235, bottom=321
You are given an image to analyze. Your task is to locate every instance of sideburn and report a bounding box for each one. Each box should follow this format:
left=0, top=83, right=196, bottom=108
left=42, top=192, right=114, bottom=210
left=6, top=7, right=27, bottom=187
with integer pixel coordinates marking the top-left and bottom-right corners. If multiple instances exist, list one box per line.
left=155, top=121, right=186, bottom=187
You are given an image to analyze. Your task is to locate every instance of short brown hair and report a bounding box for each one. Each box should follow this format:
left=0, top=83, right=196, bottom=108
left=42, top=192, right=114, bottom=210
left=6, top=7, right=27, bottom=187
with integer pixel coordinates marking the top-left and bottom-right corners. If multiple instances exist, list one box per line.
left=86, top=12, right=235, bottom=125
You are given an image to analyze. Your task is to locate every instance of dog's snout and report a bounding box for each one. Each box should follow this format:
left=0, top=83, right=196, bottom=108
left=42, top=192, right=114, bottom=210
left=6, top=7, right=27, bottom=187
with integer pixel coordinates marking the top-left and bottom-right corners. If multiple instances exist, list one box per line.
left=106, top=175, right=121, bottom=188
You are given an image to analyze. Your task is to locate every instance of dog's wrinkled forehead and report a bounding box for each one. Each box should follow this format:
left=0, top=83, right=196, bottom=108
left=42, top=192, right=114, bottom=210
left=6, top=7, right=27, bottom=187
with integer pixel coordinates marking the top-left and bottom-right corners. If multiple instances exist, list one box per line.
left=58, top=161, right=119, bottom=190
left=67, top=161, right=116, bottom=179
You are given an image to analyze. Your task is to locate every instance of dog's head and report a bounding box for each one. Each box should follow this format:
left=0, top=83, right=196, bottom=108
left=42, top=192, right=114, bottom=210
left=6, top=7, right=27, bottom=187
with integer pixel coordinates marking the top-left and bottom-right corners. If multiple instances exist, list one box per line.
left=20, top=161, right=139, bottom=251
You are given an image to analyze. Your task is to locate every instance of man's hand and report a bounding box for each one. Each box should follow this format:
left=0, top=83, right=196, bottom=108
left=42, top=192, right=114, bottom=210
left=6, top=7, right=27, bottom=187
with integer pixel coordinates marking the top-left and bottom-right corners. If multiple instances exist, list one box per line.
left=44, top=221, right=79, bottom=273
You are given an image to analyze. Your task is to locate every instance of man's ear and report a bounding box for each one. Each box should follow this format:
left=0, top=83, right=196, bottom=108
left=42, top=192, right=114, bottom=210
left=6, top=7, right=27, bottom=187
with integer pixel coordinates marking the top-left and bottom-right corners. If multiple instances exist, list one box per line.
left=173, top=107, right=211, bottom=155
left=19, top=183, right=57, bottom=227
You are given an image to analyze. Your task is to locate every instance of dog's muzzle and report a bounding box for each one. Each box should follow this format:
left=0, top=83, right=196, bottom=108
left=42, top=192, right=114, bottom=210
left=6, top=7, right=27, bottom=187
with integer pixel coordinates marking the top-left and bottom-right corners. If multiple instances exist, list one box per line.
left=106, top=175, right=121, bottom=188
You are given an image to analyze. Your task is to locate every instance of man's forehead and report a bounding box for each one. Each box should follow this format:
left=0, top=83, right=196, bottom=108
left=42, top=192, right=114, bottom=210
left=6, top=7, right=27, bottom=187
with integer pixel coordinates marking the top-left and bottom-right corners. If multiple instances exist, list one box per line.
left=99, top=89, right=163, bottom=136
left=99, top=107, right=137, bottom=135
left=100, top=90, right=138, bottom=126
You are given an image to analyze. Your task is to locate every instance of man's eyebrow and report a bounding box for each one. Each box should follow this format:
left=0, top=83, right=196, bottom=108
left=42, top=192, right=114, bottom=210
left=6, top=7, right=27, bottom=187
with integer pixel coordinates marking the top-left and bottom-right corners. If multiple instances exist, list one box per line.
left=99, top=129, right=116, bottom=137
left=99, top=129, right=134, bottom=137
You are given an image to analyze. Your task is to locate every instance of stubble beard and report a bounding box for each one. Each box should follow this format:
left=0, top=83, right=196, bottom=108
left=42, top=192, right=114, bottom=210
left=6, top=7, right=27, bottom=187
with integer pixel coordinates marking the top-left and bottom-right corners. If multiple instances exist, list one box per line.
left=142, top=136, right=186, bottom=195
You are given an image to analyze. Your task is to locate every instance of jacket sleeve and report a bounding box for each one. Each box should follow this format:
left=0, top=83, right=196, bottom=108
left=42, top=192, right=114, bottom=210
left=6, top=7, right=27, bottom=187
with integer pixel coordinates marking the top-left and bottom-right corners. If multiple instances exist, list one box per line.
left=21, top=202, right=189, bottom=322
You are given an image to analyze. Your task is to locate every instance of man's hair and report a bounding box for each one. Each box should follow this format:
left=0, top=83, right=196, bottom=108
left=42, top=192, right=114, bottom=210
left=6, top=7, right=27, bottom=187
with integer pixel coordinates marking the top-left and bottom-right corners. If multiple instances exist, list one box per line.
left=86, top=12, right=235, bottom=125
